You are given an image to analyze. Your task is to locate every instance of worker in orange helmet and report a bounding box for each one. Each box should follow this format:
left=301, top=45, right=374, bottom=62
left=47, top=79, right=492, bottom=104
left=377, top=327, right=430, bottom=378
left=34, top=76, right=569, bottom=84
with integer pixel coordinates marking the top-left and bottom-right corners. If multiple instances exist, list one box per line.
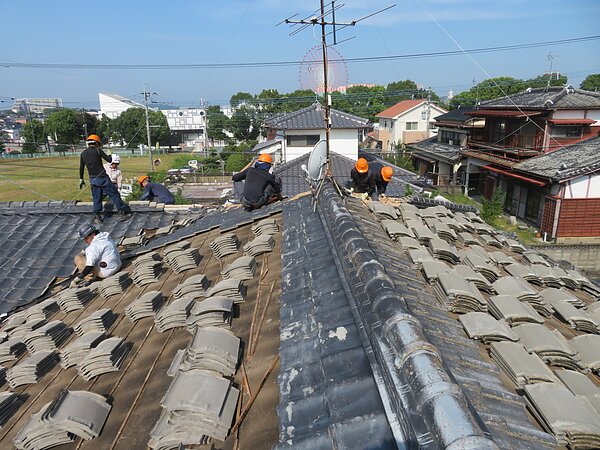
left=350, top=157, right=375, bottom=196
left=138, top=175, right=175, bottom=204
left=232, top=153, right=282, bottom=211
left=369, top=162, right=394, bottom=200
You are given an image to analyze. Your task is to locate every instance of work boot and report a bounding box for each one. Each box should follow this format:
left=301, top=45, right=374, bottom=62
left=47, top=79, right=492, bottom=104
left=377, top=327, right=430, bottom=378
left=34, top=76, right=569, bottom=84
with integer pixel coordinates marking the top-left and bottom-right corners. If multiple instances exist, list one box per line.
left=118, top=209, right=132, bottom=221
left=94, top=213, right=104, bottom=225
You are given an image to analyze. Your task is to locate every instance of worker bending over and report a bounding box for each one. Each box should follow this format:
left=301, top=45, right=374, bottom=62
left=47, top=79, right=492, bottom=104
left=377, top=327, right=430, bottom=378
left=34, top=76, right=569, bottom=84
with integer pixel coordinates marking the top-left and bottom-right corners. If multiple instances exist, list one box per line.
left=368, top=162, right=394, bottom=201
left=138, top=175, right=175, bottom=205
left=71, top=224, right=122, bottom=288
left=232, top=153, right=282, bottom=211
left=350, top=157, right=375, bottom=196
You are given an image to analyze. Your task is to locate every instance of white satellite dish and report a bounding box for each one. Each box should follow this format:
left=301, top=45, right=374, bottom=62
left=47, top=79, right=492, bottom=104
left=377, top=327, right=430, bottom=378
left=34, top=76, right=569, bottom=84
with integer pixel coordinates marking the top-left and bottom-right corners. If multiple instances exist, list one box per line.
left=304, top=140, right=327, bottom=182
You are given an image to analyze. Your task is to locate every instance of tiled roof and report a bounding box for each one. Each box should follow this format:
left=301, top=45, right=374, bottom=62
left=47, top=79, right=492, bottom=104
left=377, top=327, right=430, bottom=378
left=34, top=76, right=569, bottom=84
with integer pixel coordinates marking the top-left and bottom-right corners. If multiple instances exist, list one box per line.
left=263, top=103, right=370, bottom=130
left=409, top=137, right=462, bottom=162
left=376, top=99, right=425, bottom=118
left=478, top=86, right=600, bottom=110
left=434, top=106, right=476, bottom=123
left=515, top=135, right=600, bottom=181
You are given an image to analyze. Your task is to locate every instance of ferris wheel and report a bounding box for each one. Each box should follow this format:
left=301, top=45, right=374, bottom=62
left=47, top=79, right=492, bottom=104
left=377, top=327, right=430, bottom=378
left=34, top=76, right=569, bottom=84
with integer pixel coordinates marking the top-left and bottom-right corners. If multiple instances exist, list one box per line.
left=298, top=45, right=349, bottom=94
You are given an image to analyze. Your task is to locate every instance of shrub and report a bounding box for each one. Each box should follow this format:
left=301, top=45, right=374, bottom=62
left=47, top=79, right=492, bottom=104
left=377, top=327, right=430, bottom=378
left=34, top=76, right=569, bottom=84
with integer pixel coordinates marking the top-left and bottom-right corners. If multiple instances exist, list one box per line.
left=481, top=189, right=506, bottom=225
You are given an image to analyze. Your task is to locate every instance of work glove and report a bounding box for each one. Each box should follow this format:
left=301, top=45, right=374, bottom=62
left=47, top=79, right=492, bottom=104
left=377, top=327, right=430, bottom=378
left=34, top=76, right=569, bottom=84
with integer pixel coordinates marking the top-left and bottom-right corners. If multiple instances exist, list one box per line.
left=79, top=179, right=86, bottom=189
left=70, top=277, right=84, bottom=289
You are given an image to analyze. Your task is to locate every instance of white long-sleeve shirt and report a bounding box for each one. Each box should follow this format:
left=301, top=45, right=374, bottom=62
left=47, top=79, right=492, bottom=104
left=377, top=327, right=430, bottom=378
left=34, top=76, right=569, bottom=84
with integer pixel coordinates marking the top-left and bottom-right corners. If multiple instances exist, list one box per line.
left=103, top=163, right=123, bottom=189
left=85, top=232, right=121, bottom=278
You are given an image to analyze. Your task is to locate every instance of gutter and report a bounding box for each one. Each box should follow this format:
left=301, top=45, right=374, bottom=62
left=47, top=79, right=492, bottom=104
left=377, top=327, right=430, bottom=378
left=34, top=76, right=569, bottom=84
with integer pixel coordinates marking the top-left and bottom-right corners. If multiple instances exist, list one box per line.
left=316, top=181, right=498, bottom=450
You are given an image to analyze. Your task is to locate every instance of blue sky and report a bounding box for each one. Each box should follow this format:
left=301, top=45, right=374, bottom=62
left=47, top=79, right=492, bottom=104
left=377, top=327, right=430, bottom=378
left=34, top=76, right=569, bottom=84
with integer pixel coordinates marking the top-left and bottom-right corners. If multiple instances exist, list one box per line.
left=1, top=0, right=599, bottom=109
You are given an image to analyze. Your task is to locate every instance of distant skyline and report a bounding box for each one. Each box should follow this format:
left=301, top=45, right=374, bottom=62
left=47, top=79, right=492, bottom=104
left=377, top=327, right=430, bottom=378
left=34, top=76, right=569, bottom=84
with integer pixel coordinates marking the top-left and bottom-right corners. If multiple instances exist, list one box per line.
left=1, top=0, right=599, bottom=109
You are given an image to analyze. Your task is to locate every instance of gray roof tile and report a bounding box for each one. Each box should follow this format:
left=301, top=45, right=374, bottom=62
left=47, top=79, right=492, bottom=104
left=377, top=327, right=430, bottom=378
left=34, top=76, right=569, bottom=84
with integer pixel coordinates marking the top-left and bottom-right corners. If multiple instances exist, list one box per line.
left=264, top=102, right=370, bottom=130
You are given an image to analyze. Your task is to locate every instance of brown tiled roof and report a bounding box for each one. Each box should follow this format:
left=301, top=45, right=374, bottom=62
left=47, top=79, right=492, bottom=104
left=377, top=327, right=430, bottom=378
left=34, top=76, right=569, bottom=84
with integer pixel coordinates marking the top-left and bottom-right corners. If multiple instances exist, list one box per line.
left=376, top=99, right=425, bottom=118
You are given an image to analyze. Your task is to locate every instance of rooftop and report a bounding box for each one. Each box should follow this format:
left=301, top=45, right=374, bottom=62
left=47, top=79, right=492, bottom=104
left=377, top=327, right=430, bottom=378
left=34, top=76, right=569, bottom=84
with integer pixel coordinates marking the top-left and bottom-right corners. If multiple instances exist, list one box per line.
left=408, top=136, right=462, bottom=162
left=263, top=103, right=370, bottom=131
left=376, top=99, right=426, bottom=119
left=477, top=86, right=600, bottom=110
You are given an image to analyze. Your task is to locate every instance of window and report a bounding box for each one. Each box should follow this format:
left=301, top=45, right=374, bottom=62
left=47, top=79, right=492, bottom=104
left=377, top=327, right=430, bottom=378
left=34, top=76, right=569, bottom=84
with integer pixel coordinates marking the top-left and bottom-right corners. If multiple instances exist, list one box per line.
left=551, top=126, right=583, bottom=138
left=440, top=130, right=461, bottom=145
left=406, top=122, right=418, bottom=130
left=384, top=121, right=388, bottom=128
left=286, top=135, right=320, bottom=147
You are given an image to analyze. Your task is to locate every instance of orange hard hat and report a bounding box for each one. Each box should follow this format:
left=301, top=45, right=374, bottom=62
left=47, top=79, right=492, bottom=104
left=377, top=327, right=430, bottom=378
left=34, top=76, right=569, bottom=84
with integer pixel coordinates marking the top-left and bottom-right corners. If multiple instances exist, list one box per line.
left=381, top=166, right=394, bottom=182
left=258, top=153, right=273, bottom=164
left=138, top=175, right=150, bottom=186
left=86, top=134, right=101, bottom=143
left=355, top=158, right=369, bottom=174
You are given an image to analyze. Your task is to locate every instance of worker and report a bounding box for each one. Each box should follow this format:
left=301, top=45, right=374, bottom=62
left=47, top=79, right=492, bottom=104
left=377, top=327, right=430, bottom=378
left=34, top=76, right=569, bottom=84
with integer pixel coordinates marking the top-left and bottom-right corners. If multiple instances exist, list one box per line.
left=71, top=223, right=122, bottom=288
left=103, top=154, right=123, bottom=192
left=138, top=175, right=175, bottom=205
left=232, top=153, right=282, bottom=211
left=79, top=134, right=131, bottom=224
left=369, top=162, right=394, bottom=200
left=350, top=157, right=375, bottom=196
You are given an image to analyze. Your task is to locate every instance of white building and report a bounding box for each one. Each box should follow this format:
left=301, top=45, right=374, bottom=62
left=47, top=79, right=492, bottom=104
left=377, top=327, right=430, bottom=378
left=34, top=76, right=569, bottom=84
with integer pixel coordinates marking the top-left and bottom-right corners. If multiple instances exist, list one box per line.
left=262, top=103, right=370, bottom=163
left=374, top=99, right=447, bottom=151
left=162, top=108, right=207, bottom=150
left=98, top=93, right=147, bottom=119
left=12, top=98, right=62, bottom=114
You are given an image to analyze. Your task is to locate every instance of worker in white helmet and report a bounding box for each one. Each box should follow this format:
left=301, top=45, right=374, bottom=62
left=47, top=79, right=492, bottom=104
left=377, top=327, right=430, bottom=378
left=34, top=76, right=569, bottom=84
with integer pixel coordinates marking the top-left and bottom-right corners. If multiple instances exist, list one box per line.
left=103, top=154, right=123, bottom=192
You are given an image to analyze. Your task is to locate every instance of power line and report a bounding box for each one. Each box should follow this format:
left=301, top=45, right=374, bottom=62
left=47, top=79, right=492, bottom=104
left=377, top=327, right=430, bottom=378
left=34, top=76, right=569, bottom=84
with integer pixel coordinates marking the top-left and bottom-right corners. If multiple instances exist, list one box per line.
left=1, top=35, right=598, bottom=70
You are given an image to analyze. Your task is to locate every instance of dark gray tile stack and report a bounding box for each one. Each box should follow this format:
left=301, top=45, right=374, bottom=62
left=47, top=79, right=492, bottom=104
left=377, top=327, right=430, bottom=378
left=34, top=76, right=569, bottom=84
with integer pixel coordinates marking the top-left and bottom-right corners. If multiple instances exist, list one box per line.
left=125, top=291, right=165, bottom=321
left=243, top=234, right=275, bottom=256
left=209, top=233, right=240, bottom=259
left=186, top=297, right=233, bottom=331
left=59, top=332, right=106, bottom=369
left=74, top=309, right=116, bottom=336
left=505, top=262, right=542, bottom=284
left=97, top=271, right=132, bottom=297
left=24, top=321, right=72, bottom=353
left=489, top=342, right=558, bottom=386
left=569, top=335, right=600, bottom=372
left=0, top=392, right=23, bottom=427
left=505, top=239, right=527, bottom=253
left=21, top=298, right=60, bottom=323
left=251, top=218, right=279, bottom=236
left=462, top=250, right=501, bottom=282
left=0, top=337, right=26, bottom=363
left=530, top=265, right=563, bottom=288
left=204, top=279, right=246, bottom=303
left=7, top=351, right=58, bottom=388
left=56, top=287, right=95, bottom=313
left=493, top=276, right=551, bottom=316
left=488, top=295, right=545, bottom=326
left=7, top=318, right=45, bottom=340
left=77, top=336, right=130, bottom=381
left=540, top=287, right=586, bottom=308
left=421, top=259, right=451, bottom=282
left=119, top=234, right=147, bottom=249
left=451, top=264, right=495, bottom=294
left=459, top=312, right=518, bottom=344
left=172, top=274, right=209, bottom=299
left=154, top=297, right=195, bottom=333
left=13, top=389, right=111, bottom=448
left=428, top=236, right=460, bottom=264
left=512, top=323, right=581, bottom=370
left=368, top=201, right=398, bottom=220
left=164, top=247, right=202, bottom=273
left=488, top=251, right=516, bottom=267
left=379, top=220, right=413, bottom=240
left=150, top=369, right=239, bottom=446
left=131, top=259, right=163, bottom=287
left=432, top=272, right=488, bottom=313
left=220, top=256, right=256, bottom=280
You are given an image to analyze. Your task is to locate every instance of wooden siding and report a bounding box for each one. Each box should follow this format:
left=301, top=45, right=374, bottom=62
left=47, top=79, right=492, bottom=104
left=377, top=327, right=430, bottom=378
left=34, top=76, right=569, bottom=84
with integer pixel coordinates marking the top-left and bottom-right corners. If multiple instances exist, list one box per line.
left=540, top=197, right=557, bottom=236
left=557, top=198, right=600, bottom=237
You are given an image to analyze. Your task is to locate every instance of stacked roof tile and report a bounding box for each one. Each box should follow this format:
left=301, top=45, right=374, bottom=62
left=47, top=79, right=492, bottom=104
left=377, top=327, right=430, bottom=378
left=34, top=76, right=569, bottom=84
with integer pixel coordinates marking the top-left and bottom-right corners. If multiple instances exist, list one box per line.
left=172, top=274, right=210, bottom=299
left=243, top=234, right=275, bottom=256
left=56, top=287, right=95, bottom=313
left=204, top=279, right=246, bottom=303
left=125, top=290, right=165, bottom=321
left=0, top=337, right=27, bottom=363
left=96, top=271, right=132, bottom=297
left=154, top=297, right=195, bottom=332
left=569, top=335, right=600, bottom=372
left=164, top=247, right=202, bottom=273
left=59, top=332, right=106, bottom=369
left=433, top=272, right=487, bottom=313
left=251, top=218, right=279, bottom=236
left=77, top=336, right=130, bottom=381
left=131, top=258, right=163, bottom=286
left=186, top=296, right=234, bottom=331
left=459, top=312, right=518, bottom=343
left=0, top=392, right=23, bottom=427
left=489, top=341, right=558, bottom=387
left=221, top=256, right=256, bottom=280
left=24, top=321, right=72, bottom=353
left=210, top=233, right=240, bottom=258
left=74, top=309, right=116, bottom=335
left=488, top=295, right=545, bottom=326
left=7, top=351, right=58, bottom=388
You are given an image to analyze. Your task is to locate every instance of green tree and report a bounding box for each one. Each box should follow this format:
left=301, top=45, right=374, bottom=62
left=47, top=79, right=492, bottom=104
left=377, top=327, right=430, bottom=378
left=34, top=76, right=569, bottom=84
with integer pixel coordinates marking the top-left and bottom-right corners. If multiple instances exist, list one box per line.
left=230, top=92, right=254, bottom=108
left=230, top=106, right=259, bottom=141
left=44, top=109, right=83, bottom=152
left=22, top=120, right=46, bottom=154
left=225, top=152, right=252, bottom=172
left=112, top=108, right=169, bottom=148
left=206, top=105, right=230, bottom=144
left=94, top=115, right=116, bottom=144
left=282, top=89, right=317, bottom=112
left=450, top=77, right=526, bottom=107
left=581, top=74, right=600, bottom=91
left=481, top=189, right=506, bottom=225
left=257, top=89, right=282, bottom=116
left=0, top=131, right=7, bottom=153
left=385, top=79, right=418, bottom=105
left=524, top=73, right=568, bottom=88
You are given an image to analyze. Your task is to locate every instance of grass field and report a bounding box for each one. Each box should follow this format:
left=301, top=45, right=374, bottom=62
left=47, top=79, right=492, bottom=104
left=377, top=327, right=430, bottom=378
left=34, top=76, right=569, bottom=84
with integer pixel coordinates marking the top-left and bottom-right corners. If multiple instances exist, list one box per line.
left=0, top=153, right=187, bottom=202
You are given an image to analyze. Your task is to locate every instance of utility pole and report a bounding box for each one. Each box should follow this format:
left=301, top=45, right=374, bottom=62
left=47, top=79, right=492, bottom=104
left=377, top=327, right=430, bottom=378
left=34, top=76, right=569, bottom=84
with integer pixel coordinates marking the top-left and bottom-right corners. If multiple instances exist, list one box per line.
left=142, top=85, right=154, bottom=172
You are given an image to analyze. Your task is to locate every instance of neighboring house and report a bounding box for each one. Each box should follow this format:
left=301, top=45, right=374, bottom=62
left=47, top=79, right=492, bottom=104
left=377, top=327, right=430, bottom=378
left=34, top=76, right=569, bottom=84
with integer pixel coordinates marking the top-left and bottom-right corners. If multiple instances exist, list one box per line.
left=163, top=108, right=207, bottom=150
left=98, top=93, right=148, bottom=119
left=374, top=99, right=447, bottom=151
left=11, top=98, right=62, bottom=114
left=409, top=107, right=483, bottom=186
left=262, top=102, right=370, bottom=162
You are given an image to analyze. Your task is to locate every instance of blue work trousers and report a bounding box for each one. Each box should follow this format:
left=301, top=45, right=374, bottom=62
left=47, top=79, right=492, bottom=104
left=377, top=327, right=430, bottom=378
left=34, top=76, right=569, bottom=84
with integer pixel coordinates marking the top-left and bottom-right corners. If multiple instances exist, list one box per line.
left=91, top=175, right=129, bottom=214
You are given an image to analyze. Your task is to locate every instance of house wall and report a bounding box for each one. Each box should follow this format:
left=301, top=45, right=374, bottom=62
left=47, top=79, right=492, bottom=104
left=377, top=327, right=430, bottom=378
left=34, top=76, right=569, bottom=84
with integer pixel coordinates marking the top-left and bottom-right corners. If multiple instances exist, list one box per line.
left=381, top=103, right=446, bottom=150
left=556, top=198, right=600, bottom=237
left=283, top=129, right=359, bottom=162
left=562, top=174, right=600, bottom=199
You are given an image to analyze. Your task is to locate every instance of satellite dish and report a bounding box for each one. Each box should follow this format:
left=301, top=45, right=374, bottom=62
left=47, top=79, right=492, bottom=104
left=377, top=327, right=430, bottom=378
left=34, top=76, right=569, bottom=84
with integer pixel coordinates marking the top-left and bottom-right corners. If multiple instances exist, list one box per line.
left=305, top=140, right=327, bottom=182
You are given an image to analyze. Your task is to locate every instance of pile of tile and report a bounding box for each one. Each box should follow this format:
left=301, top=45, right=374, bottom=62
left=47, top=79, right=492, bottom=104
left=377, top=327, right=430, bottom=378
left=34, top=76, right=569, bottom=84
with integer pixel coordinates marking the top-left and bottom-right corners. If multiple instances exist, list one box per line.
left=488, top=295, right=545, bottom=326
left=149, top=370, right=239, bottom=446
left=8, top=318, right=45, bottom=340
left=472, top=222, right=496, bottom=235
left=119, top=234, right=147, bottom=249
left=459, top=312, right=518, bottom=343
left=530, top=265, right=563, bottom=288
left=523, top=383, right=600, bottom=448
left=0, top=338, right=27, bottom=364
left=457, top=232, right=480, bottom=246
left=433, top=272, right=487, bottom=313
left=173, top=327, right=239, bottom=377
left=7, top=351, right=58, bottom=388
left=430, top=222, right=457, bottom=243
left=205, top=279, right=246, bottom=303
left=513, top=323, right=581, bottom=370
left=451, top=265, right=495, bottom=294
left=523, top=252, right=551, bottom=267
left=489, top=341, right=558, bottom=387
left=252, top=218, right=279, bottom=236
left=154, top=223, right=177, bottom=238
left=210, top=233, right=240, bottom=258
left=487, top=251, right=516, bottom=267
left=13, top=390, right=111, bottom=449
left=125, top=291, right=165, bottom=321
left=539, top=288, right=586, bottom=309
left=132, top=259, right=163, bottom=286
left=59, top=332, right=106, bottom=369
left=0, top=391, right=22, bottom=426
left=569, top=335, right=600, bottom=372
left=397, top=236, right=421, bottom=253
left=23, top=299, right=59, bottom=322
left=77, top=337, right=130, bottom=381
left=480, top=235, right=503, bottom=248
left=408, top=248, right=434, bottom=267
left=545, top=297, right=600, bottom=334
left=493, top=276, right=552, bottom=316
left=1, top=313, right=27, bottom=334
left=412, top=224, right=435, bottom=244
left=505, top=239, right=526, bottom=253
left=462, top=251, right=501, bottom=282
left=551, top=267, right=580, bottom=290
left=243, top=234, right=276, bottom=256
left=421, top=260, right=450, bottom=282
left=24, top=321, right=72, bottom=353
left=587, top=303, right=600, bottom=324
left=505, top=263, right=542, bottom=285
left=56, top=286, right=95, bottom=313
left=555, top=369, right=600, bottom=399
left=74, top=309, right=116, bottom=336
left=173, top=275, right=210, bottom=300
left=163, top=241, right=190, bottom=259
left=369, top=201, right=398, bottom=220
left=155, top=297, right=195, bottom=332
left=164, top=247, right=202, bottom=273
left=428, top=237, right=460, bottom=264
left=97, top=271, right=132, bottom=297
left=186, top=297, right=234, bottom=331
left=221, top=256, right=257, bottom=280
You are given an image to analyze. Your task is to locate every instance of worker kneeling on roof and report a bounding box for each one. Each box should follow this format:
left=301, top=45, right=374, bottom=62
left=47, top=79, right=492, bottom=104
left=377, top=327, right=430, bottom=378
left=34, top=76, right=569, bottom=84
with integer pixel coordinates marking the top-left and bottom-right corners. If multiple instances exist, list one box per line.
left=138, top=175, right=175, bottom=205
left=350, top=157, right=375, bottom=196
left=71, top=224, right=122, bottom=288
left=368, top=162, right=394, bottom=201
left=232, top=153, right=282, bottom=212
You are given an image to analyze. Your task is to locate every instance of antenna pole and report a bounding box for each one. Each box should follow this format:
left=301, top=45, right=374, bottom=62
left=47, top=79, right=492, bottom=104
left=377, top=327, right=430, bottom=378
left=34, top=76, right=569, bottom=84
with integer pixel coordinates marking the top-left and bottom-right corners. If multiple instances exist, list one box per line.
left=546, top=52, right=554, bottom=89
left=320, top=0, right=332, bottom=170
left=143, top=85, right=154, bottom=172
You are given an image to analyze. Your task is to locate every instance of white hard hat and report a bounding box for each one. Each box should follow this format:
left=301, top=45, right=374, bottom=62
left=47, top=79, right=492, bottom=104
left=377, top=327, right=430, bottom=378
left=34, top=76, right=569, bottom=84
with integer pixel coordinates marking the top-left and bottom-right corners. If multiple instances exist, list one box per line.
left=111, top=154, right=120, bottom=164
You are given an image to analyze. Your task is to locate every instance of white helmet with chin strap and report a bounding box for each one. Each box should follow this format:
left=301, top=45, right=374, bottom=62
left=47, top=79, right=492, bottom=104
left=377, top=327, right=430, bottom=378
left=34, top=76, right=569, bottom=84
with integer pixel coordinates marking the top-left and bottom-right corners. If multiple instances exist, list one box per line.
left=111, top=154, right=120, bottom=164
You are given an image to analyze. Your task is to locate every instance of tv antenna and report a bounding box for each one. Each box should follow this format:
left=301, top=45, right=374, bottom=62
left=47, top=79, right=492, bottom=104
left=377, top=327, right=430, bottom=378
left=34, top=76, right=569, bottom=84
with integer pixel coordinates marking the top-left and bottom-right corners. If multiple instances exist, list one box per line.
left=280, top=1, right=395, bottom=179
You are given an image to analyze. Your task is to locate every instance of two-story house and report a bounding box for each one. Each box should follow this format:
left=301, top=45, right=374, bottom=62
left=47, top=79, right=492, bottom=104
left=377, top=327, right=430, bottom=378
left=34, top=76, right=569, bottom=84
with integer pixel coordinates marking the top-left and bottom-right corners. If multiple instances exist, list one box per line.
left=374, top=99, right=447, bottom=151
